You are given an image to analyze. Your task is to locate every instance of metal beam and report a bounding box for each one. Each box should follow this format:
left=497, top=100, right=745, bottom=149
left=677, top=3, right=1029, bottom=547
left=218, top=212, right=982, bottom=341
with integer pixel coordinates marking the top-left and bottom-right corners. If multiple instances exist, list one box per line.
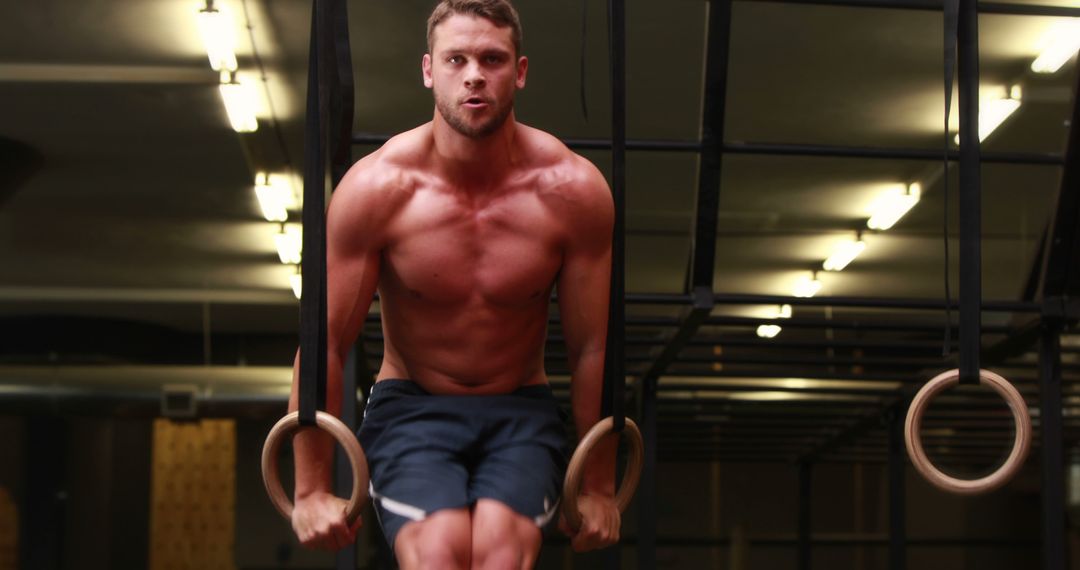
left=799, top=402, right=900, bottom=463
left=1039, top=53, right=1080, bottom=303
left=0, top=63, right=214, bottom=84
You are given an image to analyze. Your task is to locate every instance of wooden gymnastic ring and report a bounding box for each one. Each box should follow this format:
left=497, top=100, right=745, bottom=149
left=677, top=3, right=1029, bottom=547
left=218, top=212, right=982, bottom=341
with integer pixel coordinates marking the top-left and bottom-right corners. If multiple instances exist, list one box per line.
left=261, top=410, right=369, bottom=523
left=904, top=368, right=1032, bottom=495
left=562, top=417, right=644, bottom=532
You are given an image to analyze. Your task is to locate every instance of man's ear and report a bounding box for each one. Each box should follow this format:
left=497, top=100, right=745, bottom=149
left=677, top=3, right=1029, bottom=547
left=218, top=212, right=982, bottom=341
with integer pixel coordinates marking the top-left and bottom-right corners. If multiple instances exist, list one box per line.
left=422, top=53, right=433, bottom=88
left=515, top=56, right=528, bottom=89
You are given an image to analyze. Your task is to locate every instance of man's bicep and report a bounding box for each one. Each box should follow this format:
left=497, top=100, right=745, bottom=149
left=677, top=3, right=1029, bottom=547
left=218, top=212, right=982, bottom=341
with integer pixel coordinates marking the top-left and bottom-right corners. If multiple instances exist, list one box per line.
left=326, top=246, right=380, bottom=358
left=557, top=166, right=616, bottom=355
left=324, top=176, right=388, bottom=358
left=557, top=237, right=613, bottom=361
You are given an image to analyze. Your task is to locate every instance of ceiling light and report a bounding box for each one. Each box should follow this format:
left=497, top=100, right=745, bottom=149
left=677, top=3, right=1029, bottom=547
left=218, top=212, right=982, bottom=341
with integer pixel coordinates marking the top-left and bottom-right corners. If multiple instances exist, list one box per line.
left=219, top=71, right=258, bottom=133
left=775, top=304, right=792, bottom=319
left=196, top=3, right=238, bottom=72
left=275, top=224, right=302, bottom=264
left=1031, top=20, right=1080, bottom=74
left=254, top=172, right=295, bottom=222
left=867, top=182, right=920, bottom=230
left=756, top=324, right=782, bottom=339
left=290, top=271, right=302, bottom=299
left=823, top=236, right=866, bottom=272
left=953, top=85, right=1021, bottom=145
left=793, top=273, right=821, bottom=298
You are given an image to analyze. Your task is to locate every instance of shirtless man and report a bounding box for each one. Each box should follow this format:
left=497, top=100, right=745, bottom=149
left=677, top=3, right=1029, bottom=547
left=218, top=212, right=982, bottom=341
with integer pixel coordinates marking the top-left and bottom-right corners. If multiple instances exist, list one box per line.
left=287, top=1, right=619, bottom=567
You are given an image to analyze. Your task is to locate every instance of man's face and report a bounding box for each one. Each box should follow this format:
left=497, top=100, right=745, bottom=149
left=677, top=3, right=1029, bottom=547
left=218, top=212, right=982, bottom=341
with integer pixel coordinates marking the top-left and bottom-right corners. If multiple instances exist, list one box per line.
left=423, top=14, right=527, bottom=139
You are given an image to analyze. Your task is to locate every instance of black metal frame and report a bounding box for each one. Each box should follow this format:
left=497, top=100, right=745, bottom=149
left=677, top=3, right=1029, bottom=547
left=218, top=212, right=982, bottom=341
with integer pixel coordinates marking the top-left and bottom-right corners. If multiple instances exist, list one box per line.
left=324, top=0, right=1080, bottom=567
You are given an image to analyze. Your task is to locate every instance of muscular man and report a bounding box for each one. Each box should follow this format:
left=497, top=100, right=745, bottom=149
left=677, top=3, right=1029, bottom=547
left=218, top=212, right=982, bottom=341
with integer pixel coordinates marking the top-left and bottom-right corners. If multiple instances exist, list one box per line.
left=287, top=1, right=618, bottom=567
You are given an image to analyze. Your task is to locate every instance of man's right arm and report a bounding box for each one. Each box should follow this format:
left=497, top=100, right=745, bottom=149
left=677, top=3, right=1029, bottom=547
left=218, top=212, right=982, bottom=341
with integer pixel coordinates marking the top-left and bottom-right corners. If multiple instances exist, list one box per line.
left=286, top=158, right=396, bottom=550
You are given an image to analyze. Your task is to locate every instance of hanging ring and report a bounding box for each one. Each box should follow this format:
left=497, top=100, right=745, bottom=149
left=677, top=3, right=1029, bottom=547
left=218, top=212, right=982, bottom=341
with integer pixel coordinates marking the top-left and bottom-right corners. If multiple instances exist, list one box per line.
left=562, top=417, right=644, bottom=531
left=904, top=369, right=1031, bottom=495
left=261, top=411, right=369, bottom=523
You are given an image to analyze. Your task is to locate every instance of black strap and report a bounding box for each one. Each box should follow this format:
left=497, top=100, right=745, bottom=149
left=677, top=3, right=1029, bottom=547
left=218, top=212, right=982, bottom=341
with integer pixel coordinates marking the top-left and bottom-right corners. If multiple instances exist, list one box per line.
left=298, top=0, right=332, bottom=426
left=942, top=0, right=957, bottom=361
left=602, top=0, right=626, bottom=432
left=956, top=0, right=982, bottom=385
left=579, top=0, right=590, bottom=122
left=329, top=0, right=354, bottom=188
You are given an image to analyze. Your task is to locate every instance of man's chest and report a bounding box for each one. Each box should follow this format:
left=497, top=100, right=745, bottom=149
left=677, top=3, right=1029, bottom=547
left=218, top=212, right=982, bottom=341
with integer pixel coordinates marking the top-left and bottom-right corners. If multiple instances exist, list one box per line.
left=382, top=189, right=564, bottom=306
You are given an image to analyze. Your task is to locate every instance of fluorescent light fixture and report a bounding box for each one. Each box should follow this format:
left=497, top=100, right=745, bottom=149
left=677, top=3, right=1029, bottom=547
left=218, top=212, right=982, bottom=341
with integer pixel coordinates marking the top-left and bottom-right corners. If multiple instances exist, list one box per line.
left=867, top=183, right=921, bottom=230
left=219, top=72, right=258, bottom=132
left=196, top=4, right=238, bottom=72
left=793, top=273, right=821, bottom=298
left=275, top=224, right=302, bottom=264
left=290, top=272, right=302, bottom=299
left=953, top=85, right=1021, bottom=145
left=756, top=324, right=782, bottom=339
left=1031, top=20, right=1080, bottom=74
left=823, top=238, right=866, bottom=272
left=254, top=172, right=296, bottom=222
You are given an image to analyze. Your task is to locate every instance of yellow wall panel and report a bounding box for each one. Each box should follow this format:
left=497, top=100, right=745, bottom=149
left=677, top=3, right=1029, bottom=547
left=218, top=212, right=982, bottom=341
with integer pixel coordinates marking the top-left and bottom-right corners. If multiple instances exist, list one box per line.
left=149, top=419, right=236, bottom=570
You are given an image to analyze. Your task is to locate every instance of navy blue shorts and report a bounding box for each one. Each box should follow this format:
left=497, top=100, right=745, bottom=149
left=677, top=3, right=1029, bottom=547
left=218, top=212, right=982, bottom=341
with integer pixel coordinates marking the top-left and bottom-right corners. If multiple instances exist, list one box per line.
left=356, top=379, right=569, bottom=548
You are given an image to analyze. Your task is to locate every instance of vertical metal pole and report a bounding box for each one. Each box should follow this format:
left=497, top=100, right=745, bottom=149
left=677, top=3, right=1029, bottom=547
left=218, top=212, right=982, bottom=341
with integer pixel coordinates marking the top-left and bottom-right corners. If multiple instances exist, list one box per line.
left=336, top=346, right=359, bottom=570
left=798, top=461, right=812, bottom=570
left=20, top=416, right=68, bottom=570
left=636, top=0, right=732, bottom=560
left=888, top=407, right=907, bottom=570
left=637, top=377, right=658, bottom=570
left=1040, top=321, right=1065, bottom=570
left=691, top=0, right=732, bottom=293
left=956, top=0, right=981, bottom=386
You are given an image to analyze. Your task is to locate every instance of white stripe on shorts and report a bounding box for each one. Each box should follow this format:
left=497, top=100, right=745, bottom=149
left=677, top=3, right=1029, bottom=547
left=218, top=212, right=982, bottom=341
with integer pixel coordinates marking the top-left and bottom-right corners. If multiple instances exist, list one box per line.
left=369, top=481, right=426, bottom=522
left=534, top=495, right=560, bottom=527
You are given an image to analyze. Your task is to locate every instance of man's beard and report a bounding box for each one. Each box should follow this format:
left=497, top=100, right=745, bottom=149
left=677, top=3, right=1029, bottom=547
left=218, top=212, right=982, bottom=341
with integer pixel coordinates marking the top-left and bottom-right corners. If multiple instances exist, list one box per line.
left=435, top=93, right=514, bottom=139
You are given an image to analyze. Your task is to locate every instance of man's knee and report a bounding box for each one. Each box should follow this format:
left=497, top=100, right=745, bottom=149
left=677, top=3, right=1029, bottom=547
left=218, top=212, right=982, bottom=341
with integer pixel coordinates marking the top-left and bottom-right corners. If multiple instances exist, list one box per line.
left=471, top=500, right=541, bottom=570
left=396, top=510, right=472, bottom=570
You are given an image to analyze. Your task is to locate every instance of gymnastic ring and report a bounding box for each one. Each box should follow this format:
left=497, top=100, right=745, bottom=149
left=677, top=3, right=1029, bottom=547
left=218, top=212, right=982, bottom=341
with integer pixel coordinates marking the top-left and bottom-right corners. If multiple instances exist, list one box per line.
left=904, top=368, right=1031, bottom=495
left=562, top=417, right=644, bottom=532
left=261, top=410, right=369, bottom=523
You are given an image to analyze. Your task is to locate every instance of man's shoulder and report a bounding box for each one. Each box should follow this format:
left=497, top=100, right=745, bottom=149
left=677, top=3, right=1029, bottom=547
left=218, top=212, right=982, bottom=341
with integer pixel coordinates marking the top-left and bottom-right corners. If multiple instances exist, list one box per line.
left=334, top=125, right=432, bottom=208
left=517, top=124, right=607, bottom=198
left=516, top=127, right=610, bottom=219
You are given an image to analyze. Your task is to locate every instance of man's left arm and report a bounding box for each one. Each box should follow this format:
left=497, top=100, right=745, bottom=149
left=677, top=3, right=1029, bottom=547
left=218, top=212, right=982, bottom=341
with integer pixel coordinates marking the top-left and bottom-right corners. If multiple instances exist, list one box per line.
left=556, top=159, right=618, bottom=551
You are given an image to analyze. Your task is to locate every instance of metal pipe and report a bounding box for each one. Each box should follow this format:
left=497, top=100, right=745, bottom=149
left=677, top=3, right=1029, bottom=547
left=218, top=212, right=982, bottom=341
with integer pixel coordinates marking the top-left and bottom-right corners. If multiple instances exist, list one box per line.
left=711, top=293, right=1038, bottom=312
left=724, top=142, right=1062, bottom=165
left=337, top=344, right=359, bottom=570
left=354, top=133, right=1063, bottom=165
left=749, top=0, right=1080, bottom=17
left=701, top=315, right=1013, bottom=334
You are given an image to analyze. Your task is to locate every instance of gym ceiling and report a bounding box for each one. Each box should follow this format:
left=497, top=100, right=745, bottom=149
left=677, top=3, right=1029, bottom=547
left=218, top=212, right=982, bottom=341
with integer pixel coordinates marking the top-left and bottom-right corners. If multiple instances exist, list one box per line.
left=0, top=0, right=1078, bottom=464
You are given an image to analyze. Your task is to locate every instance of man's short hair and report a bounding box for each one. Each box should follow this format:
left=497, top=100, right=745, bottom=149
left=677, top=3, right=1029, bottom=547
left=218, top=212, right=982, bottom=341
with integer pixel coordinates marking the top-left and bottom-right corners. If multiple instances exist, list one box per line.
left=427, top=0, right=523, bottom=56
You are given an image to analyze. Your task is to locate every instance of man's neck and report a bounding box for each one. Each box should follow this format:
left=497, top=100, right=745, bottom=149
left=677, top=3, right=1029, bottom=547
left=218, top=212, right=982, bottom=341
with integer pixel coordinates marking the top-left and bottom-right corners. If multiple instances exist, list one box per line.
left=430, top=112, right=520, bottom=189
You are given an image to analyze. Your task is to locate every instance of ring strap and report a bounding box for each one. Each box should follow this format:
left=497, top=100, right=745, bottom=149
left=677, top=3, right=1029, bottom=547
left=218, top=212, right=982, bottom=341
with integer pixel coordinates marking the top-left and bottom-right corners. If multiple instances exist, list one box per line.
left=603, top=0, right=627, bottom=431
left=945, top=0, right=983, bottom=386
left=298, top=0, right=332, bottom=426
